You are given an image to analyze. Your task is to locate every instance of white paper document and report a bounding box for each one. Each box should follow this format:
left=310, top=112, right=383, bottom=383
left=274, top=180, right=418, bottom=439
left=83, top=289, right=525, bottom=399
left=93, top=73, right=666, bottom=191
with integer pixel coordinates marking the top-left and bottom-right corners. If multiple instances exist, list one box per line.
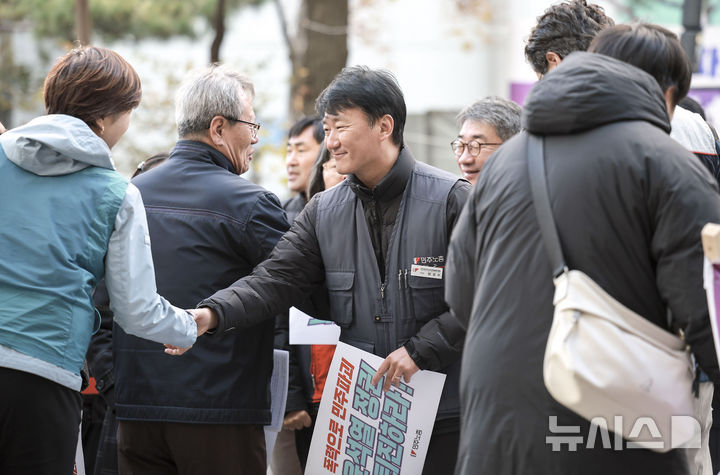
left=264, top=349, right=289, bottom=464
left=289, top=306, right=340, bottom=345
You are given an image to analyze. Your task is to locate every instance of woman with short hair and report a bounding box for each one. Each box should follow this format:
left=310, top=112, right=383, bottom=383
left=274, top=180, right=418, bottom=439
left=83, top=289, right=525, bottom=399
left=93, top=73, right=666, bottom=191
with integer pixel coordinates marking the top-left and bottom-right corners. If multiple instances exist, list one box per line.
left=0, top=46, right=200, bottom=474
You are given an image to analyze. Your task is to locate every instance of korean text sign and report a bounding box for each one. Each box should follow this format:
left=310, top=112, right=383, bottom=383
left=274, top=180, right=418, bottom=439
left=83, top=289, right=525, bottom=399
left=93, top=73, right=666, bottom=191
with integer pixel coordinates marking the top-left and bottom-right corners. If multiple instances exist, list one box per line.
left=306, top=342, right=446, bottom=475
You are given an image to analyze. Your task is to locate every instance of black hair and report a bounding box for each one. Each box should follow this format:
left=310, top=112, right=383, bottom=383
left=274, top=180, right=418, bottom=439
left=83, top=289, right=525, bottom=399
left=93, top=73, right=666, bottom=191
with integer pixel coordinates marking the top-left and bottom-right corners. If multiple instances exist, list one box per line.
left=307, top=143, right=330, bottom=199
left=315, top=66, right=406, bottom=147
left=132, top=152, right=169, bottom=178
left=525, top=0, right=613, bottom=74
left=288, top=115, right=324, bottom=144
left=588, top=23, right=691, bottom=107
left=679, top=96, right=705, bottom=120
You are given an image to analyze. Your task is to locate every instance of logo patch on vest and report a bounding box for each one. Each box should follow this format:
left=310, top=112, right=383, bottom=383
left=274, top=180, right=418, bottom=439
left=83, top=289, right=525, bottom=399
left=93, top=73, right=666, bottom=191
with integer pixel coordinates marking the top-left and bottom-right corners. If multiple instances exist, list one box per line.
left=413, top=255, right=444, bottom=265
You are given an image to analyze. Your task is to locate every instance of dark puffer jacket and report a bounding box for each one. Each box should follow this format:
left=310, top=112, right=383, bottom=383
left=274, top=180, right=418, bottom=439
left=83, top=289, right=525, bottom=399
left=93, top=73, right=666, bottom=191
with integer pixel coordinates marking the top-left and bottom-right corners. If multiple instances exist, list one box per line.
left=446, top=52, right=720, bottom=475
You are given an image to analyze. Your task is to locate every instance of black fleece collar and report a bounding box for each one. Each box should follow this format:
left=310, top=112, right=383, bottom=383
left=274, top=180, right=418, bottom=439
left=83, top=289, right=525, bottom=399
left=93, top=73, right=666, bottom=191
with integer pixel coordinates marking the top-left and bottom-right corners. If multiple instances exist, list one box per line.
left=348, top=147, right=414, bottom=203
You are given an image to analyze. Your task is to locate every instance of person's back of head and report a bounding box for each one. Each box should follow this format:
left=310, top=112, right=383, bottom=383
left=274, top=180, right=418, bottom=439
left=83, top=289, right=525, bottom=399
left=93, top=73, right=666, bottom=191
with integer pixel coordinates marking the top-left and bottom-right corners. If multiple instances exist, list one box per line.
left=175, top=65, right=254, bottom=140
left=44, top=46, right=142, bottom=132
left=525, top=0, right=613, bottom=75
left=588, top=23, right=691, bottom=112
left=132, top=152, right=170, bottom=178
left=679, top=96, right=705, bottom=120
left=315, top=66, right=406, bottom=148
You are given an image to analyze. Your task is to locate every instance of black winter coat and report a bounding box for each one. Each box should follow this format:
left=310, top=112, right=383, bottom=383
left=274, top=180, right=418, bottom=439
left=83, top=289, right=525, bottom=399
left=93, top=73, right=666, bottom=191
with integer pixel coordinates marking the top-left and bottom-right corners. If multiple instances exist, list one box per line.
left=445, top=52, right=720, bottom=475
left=113, top=140, right=289, bottom=424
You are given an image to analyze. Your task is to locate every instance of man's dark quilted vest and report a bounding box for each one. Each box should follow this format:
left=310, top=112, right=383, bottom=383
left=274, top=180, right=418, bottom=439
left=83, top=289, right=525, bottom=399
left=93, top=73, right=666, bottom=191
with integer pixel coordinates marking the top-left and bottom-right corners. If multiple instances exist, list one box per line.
left=315, top=160, right=460, bottom=420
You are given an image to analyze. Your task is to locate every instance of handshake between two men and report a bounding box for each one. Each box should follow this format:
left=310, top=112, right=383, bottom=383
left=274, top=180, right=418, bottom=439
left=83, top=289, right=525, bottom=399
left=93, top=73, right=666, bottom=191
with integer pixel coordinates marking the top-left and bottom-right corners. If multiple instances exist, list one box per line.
left=163, top=307, right=421, bottom=393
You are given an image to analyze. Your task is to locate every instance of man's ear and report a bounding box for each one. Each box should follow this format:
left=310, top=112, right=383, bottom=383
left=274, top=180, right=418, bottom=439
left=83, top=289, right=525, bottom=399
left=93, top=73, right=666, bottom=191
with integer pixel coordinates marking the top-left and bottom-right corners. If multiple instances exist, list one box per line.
left=377, top=114, right=395, bottom=142
left=545, top=51, right=562, bottom=73
left=209, top=116, right=227, bottom=147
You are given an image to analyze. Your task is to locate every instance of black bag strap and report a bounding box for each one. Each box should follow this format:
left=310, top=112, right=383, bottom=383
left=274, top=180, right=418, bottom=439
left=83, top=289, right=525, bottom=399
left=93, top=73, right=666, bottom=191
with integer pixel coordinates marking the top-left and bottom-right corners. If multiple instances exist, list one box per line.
left=527, top=133, right=567, bottom=278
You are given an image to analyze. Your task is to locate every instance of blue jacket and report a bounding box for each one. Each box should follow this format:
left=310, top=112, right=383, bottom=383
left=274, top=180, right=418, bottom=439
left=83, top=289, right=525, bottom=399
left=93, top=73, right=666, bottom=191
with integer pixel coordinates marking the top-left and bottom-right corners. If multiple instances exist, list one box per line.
left=0, top=115, right=196, bottom=391
left=114, top=140, right=289, bottom=424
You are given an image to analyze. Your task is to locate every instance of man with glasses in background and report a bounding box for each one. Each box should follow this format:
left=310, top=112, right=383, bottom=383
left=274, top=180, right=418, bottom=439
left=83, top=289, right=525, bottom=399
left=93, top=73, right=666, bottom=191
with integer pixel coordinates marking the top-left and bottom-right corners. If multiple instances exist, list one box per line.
left=452, top=96, right=521, bottom=186
left=112, top=65, right=289, bottom=474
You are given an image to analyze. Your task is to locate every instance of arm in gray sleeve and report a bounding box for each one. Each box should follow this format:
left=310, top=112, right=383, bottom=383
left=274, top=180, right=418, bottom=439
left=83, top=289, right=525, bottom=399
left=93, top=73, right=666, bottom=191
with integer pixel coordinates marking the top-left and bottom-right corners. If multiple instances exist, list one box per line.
left=104, top=183, right=197, bottom=348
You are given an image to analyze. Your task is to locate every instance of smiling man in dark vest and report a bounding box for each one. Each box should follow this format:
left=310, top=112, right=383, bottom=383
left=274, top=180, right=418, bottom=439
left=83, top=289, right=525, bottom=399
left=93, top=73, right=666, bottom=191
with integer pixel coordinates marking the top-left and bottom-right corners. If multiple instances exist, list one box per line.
left=186, top=66, right=471, bottom=474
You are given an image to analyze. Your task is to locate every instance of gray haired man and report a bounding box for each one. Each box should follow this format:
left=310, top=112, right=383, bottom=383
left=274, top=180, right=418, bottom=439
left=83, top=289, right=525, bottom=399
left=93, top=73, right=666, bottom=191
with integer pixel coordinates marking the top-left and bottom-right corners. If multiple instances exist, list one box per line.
left=113, top=65, right=289, bottom=474
left=452, top=96, right=521, bottom=185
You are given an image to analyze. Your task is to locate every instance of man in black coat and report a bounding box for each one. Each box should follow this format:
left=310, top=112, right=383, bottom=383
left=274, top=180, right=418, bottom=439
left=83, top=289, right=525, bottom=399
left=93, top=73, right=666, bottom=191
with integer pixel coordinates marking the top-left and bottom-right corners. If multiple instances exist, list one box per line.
left=446, top=24, right=720, bottom=475
left=113, top=65, right=289, bottom=475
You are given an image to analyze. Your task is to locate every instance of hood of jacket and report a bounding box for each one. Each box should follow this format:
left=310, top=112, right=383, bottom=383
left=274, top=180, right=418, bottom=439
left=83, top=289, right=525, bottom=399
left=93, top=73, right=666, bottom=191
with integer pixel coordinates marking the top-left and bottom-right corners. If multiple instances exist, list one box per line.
left=522, top=52, right=671, bottom=136
left=0, top=114, right=114, bottom=176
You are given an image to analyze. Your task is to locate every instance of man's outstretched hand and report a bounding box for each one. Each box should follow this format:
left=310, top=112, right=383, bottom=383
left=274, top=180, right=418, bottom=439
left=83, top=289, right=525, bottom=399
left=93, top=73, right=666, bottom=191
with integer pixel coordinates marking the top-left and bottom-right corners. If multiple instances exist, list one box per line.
left=164, top=307, right=219, bottom=356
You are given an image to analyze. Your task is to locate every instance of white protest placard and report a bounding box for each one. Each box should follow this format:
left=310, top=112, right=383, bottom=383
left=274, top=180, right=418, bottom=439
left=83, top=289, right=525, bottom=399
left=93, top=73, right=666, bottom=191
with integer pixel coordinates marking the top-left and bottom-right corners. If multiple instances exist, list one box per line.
left=305, top=342, right=446, bottom=475
left=289, top=306, right=340, bottom=345
left=703, top=258, right=720, bottom=367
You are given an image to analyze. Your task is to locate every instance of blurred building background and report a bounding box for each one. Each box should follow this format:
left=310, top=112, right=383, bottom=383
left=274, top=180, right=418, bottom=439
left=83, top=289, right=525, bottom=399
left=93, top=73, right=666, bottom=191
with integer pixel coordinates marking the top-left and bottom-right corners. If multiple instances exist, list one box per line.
left=2, top=0, right=720, bottom=200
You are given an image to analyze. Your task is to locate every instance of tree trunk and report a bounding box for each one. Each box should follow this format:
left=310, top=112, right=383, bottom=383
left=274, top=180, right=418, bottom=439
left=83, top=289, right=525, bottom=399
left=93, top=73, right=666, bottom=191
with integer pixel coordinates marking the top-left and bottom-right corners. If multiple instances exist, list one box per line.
left=0, top=29, right=15, bottom=129
left=210, top=0, right=226, bottom=64
left=288, top=0, right=348, bottom=120
left=75, top=0, right=91, bottom=45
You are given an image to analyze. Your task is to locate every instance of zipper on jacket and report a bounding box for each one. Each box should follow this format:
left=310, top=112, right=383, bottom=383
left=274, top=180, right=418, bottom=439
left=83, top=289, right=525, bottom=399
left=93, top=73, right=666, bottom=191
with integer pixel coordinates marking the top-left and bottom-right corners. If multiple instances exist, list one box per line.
left=404, top=268, right=408, bottom=288
left=380, top=282, right=386, bottom=300
left=398, top=270, right=403, bottom=290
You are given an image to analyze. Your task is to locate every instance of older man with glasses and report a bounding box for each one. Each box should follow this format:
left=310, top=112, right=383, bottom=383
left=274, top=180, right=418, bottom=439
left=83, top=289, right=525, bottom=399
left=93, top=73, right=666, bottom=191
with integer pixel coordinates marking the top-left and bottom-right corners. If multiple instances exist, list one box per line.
left=452, top=96, right=522, bottom=186
left=111, top=65, right=289, bottom=475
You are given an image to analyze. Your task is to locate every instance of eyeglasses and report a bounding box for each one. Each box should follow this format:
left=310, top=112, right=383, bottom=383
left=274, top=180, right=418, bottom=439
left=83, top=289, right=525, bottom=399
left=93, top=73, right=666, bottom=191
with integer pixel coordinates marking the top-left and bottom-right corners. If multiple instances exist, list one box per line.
left=450, top=139, right=502, bottom=157
left=225, top=117, right=261, bottom=139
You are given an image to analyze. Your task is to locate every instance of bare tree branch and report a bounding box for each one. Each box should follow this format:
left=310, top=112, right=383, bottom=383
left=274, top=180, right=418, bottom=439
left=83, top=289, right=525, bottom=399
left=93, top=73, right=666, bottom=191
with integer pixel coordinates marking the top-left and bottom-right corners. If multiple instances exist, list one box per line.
left=273, top=0, right=295, bottom=63
left=210, top=0, right=226, bottom=63
left=75, top=0, right=91, bottom=45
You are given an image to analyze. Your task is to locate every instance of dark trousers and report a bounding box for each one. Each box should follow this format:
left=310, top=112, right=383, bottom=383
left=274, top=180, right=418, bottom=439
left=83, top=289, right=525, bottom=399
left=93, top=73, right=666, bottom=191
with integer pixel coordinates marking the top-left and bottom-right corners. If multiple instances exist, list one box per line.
left=82, top=394, right=107, bottom=475
left=0, top=366, right=82, bottom=475
left=117, top=420, right=266, bottom=475
left=295, top=416, right=316, bottom=470
left=422, top=423, right=460, bottom=475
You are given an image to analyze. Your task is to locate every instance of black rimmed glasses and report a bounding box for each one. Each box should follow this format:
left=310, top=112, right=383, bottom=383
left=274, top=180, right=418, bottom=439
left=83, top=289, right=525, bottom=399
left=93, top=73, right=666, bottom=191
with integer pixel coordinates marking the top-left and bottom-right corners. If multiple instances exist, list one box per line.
left=225, top=117, right=261, bottom=139
left=451, top=139, right=502, bottom=157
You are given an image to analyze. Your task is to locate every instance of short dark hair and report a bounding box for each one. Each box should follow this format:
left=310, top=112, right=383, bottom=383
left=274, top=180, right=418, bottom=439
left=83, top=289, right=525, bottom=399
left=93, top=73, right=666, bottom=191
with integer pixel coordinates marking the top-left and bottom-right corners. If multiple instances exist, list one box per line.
left=525, top=0, right=613, bottom=74
left=132, top=152, right=170, bottom=178
left=588, top=23, right=691, bottom=107
left=288, top=115, right=324, bottom=144
left=315, top=66, right=406, bottom=147
left=44, top=46, right=141, bottom=129
left=679, top=96, right=705, bottom=120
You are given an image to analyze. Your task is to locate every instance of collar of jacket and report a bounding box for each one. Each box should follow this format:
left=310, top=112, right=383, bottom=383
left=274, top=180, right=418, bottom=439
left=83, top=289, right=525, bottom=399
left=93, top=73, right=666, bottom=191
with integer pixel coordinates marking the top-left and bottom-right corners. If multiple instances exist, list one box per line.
left=348, top=146, right=414, bottom=203
left=170, top=140, right=239, bottom=174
